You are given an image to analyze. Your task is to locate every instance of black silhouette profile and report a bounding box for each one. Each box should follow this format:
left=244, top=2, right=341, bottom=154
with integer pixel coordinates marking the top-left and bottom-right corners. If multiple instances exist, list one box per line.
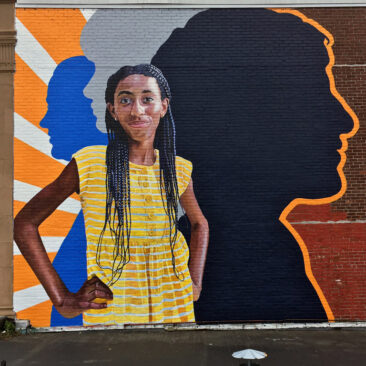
left=152, top=9, right=353, bottom=321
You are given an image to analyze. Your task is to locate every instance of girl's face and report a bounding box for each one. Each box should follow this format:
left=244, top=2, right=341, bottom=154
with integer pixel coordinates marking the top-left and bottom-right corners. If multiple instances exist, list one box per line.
left=107, top=74, right=169, bottom=143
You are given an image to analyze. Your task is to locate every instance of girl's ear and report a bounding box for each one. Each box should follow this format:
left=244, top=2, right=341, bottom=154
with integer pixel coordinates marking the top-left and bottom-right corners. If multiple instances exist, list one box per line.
left=107, top=102, right=116, bottom=120
left=160, top=98, right=169, bottom=118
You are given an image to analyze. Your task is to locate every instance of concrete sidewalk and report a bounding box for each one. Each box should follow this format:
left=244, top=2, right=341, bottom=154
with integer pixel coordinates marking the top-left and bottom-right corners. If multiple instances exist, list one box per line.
left=0, top=328, right=365, bottom=365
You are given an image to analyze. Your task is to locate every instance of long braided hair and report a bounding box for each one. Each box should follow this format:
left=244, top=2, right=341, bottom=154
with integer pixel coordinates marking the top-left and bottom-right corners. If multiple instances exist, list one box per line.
left=97, top=64, right=183, bottom=286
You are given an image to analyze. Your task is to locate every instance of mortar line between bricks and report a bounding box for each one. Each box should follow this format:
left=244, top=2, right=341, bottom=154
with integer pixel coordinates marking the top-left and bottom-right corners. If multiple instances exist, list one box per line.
left=291, top=220, right=366, bottom=224
left=334, top=64, right=366, bottom=67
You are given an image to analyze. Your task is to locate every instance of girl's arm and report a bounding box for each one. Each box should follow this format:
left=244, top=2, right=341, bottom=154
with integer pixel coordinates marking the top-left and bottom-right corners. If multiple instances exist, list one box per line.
left=179, top=179, right=209, bottom=301
left=14, top=159, right=113, bottom=318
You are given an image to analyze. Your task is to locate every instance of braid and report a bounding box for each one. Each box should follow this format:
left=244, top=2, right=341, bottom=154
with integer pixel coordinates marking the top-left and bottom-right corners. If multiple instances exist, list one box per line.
left=99, top=64, right=184, bottom=285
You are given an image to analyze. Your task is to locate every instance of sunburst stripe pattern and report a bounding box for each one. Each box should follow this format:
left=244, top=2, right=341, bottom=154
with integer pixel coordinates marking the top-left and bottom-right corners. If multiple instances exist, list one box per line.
left=14, top=8, right=88, bottom=327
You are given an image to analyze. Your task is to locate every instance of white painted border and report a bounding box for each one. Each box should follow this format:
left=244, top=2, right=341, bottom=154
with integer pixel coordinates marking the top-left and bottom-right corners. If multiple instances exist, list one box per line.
left=15, top=0, right=366, bottom=8
left=31, top=321, right=366, bottom=332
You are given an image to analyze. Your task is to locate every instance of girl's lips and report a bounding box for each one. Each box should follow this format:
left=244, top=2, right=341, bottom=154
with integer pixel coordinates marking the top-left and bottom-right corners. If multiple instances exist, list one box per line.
left=129, top=120, right=150, bottom=128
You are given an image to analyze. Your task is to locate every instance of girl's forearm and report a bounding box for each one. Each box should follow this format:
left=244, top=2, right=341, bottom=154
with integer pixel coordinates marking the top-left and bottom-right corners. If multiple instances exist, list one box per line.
left=188, top=220, right=209, bottom=287
left=14, top=218, right=69, bottom=306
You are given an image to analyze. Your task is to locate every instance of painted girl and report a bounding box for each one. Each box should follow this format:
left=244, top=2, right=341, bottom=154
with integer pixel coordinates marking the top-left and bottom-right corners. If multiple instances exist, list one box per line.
left=14, top=64, right=209, bottom=325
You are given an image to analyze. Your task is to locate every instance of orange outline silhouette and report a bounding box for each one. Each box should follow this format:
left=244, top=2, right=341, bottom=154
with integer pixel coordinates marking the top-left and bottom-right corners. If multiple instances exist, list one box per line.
left=271, top=9, right=359, bottom=322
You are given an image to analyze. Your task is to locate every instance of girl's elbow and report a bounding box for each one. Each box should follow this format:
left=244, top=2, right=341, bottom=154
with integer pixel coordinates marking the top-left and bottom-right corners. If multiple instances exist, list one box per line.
left=192, top=217, right=209, bottom=232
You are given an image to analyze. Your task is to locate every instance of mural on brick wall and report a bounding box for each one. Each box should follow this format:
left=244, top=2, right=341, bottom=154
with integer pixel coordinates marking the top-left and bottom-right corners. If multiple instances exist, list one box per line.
left=13, top=8, right=360, bottom=328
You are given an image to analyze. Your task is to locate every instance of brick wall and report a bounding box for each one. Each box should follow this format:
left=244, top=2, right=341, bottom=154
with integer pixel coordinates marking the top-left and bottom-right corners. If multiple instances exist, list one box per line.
left=13, top=7, right=366, bottom=326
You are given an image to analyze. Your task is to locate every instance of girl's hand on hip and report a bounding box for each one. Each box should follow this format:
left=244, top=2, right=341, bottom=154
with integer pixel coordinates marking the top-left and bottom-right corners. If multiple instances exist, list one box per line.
left=54, top=276, right=113, bottom=318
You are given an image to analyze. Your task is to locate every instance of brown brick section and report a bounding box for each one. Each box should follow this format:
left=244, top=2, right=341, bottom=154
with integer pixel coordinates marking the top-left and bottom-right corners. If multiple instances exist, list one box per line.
left=299, top=8, right=366, bottom=220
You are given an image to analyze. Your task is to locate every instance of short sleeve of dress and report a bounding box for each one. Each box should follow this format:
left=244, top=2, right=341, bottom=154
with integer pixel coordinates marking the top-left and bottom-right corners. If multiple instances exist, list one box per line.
left=176, top=156, right=193, bottom=197
left=72, top=145, right=107, bottom=195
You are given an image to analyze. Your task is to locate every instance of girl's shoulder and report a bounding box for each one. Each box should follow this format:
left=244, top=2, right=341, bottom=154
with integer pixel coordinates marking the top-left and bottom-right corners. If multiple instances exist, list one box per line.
left=72, top=145, right=107, bottom=160
left=175, top=155, right=192, bottom=171
left=175, top=156, right=193, bottom=196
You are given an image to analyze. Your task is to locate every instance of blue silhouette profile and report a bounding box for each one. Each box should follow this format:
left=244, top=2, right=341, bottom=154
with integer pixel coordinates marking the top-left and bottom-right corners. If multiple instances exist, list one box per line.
left=40, top=56, right=107, bottom=326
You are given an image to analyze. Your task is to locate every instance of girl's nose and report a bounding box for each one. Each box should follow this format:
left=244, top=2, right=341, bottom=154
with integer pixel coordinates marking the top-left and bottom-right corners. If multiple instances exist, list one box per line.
left=131, top=100, right=144, bottom=117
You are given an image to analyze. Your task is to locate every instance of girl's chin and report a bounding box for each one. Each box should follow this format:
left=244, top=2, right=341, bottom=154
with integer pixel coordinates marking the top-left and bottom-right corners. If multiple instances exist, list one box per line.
left=127, top=131, right=155, bottom=142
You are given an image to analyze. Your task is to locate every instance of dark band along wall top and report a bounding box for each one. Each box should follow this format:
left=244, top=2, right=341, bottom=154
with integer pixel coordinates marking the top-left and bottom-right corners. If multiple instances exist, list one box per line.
left=13, top=8, right=364, bottom=327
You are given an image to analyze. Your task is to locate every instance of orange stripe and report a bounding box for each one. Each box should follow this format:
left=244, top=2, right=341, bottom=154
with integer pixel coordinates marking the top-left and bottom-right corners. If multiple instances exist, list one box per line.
left=14, top=138, right=79, bottom=201
left=14, top=201, right=77, bottom=237
left=16, top=9, right=86, bottom=64
left=271, top=9, right=360, bottom=322
left=14, top=54, right=48, bottom=132
left=14, top=253, right=57, bottom=292
left=14, top=138, right=65, bottom=188
left=17, top=300, right=52, bottom=328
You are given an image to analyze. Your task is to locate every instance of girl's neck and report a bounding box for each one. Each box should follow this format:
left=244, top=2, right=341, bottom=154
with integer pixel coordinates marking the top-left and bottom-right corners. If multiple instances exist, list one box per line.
left=128, top=140, right=156, bottom=166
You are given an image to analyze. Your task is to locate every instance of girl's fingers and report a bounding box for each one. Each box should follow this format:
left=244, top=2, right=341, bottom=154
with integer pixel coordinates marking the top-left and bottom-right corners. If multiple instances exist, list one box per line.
left=87, top=302, right=108, bottom=310
left=78, top=301, right=108, bottom=310
left=95, top=280, right=114, bottom=297
left=85, top=289, right=113, bottom=301
left=83, top=277, right=113, bottom=297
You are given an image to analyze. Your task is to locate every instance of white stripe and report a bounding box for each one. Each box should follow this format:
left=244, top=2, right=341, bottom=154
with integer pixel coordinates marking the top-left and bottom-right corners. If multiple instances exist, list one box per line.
left=83, top=320, right=115, bottom=326
left=14, top=113, right=68, bottom=165
left=115, top=268, right=189, bottom=283
left=82, top=308, right=194, bottom=325
left=86, top=224, right=169, bottom=233
left=86, top=303, right=190, bottom=318
left=78, top=163, right=105, bottom=171
left=14, top=180, right=81, bottom=214
left=14, top=284, right=49, bottom=312
left=82, top=184, right=105, bottom=189
left=90, top=260, right=185, bottom=276
left=87, top=232, right=174, bottom=240
left=77, top=156, right=105, bottom=164
left=73, top=148, right=106, bottom=158
left=114, top=290, right=191, bottom=304
left=87, top=240, right=178, bottom=251
left=113, top=281, right=188, bottom=291
left=85, top=210, right=166, bottom=217
left=85, top=216, right=167, bottom=224
left=113, top=283, right=193, bottom=299
left=87, top=241, right=185, bottom=258
left=13, top=236, right=65, bottom=256
left=82, top=282, right=192, bottom=304
left=79, top=170, right=105, bottom=179
left=80, top=9, right=96, bottom=22
left=83, top=177, right=106, bottom=183
left=15, top=17, right=57, bottom=85
left=148, top=309, right=194, bottom=323
left=88, top=247, right=188, bottom=268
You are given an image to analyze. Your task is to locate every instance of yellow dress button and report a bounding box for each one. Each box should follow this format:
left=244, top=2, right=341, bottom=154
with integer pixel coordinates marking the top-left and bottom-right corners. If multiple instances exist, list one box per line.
left=148, top=213, right=154, bottom=220
left=145, top=195, right=152, bottom=203
left=142, top=181, right=149, bottom=188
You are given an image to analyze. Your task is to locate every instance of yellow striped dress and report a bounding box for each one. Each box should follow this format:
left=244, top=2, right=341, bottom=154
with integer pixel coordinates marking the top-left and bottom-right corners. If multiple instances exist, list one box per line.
left=72, top=145, right=195, bottom=325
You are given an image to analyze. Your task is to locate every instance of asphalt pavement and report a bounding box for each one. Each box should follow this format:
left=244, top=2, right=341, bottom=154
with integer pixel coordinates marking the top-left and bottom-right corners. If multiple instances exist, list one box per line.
left=0, top=327, right=366, bottom=365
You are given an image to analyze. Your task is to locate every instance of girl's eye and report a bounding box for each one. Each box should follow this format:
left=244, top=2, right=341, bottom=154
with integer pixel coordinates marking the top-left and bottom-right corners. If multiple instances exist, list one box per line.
left=143, top=97, right=154, bottom=103
left=120, top=98, right=131, bottom=104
